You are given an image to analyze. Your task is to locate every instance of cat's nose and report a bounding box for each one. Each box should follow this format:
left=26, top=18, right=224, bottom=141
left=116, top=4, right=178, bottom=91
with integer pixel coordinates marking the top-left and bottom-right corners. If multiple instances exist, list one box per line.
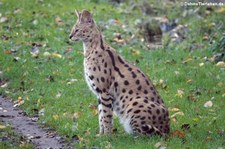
left=69, top=34, right=73, bottom=39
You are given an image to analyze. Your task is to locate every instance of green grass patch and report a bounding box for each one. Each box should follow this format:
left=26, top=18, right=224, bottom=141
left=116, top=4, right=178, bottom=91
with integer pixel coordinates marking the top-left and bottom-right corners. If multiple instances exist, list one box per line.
left=0, top=0, right=225, bottom=148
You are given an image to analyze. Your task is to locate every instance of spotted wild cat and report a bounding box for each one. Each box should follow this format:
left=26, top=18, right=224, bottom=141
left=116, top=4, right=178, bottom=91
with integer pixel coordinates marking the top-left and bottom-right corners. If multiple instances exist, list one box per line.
left=69, top=10, right=170, bottom=136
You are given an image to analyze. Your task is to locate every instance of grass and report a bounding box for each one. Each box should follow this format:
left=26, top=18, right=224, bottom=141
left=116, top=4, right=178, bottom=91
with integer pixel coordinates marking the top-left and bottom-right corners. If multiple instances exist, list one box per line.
left=0, top=0, right=225, bottom=148
left=0, top=122, right=34, bottom=149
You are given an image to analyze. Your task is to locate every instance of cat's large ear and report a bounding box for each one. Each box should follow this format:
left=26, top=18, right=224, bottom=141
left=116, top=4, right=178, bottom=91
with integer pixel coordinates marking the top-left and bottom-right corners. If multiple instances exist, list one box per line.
left=80, top=10, right=93, bottom=25
left=75, top=9, right=80, bottom=19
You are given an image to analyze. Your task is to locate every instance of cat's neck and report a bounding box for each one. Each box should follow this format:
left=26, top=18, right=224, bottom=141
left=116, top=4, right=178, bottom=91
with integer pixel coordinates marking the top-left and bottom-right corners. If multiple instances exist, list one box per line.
left=82, top=28, right=105, bottom=57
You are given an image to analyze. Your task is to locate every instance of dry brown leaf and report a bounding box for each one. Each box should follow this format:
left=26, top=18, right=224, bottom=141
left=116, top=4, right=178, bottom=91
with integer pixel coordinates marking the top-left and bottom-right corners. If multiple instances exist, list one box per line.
left=165, top=59, right=176, bottom=65
left=131, top=49, right=141, bottom=56
left=216, top=61, right=225, bottom=68
left=43, top=52, right=51, bottom=57
left=215, top=7, right=225, bottom=13
left=169, top=107, right=180, bottom=112
left=56, top=91, right=62, bottom=98
left=0, top=16, right=8, bottom=23
left=175, top=89, right=184, bottom=98
left=4, top=50, right=12, bottom=54
left=217, top=82, right=223, bottom=87
left=171, top=130, right=186, bottom=138
left=174, top=71, right=180, bottom=75
left=186, top=79, right=192, bottom=84
left=204, top=100, right=213, bottom=108
left=171, top=116, right=177, bottom=122
left=170, top=111, right=184, bottom=118
left=73, top=112, right=81, bottom=121
left=114, top=19, right=121, bottom=25
left=53, top=114, right=59, bottom=120
left=154, top=141, right=167, bottom=149
left=55, top=16, right=64, bottom=26
left=199, top=62, right=204, bottom=67
left=51, top=53, right=62, bottom=58
left=192, top=117, right=200, bottom=122
left=182, top=58, right=192, bottom=64
left=0, top=125, right=6, bottom=129
left=113, top=37, right=125, bottom=44
left=202, top=35, right=209, bottom=40
left=13, top=96, right=24, bottom=107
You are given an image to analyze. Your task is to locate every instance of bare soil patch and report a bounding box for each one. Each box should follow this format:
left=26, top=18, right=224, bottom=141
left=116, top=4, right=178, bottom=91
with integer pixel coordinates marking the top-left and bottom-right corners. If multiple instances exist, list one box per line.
left=0, top=96, right=74, bottom=149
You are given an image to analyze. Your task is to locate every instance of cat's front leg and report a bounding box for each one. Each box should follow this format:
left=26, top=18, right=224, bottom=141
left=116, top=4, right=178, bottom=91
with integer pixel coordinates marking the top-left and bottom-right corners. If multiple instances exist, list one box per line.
left=98, top=93, right=114, bottom=134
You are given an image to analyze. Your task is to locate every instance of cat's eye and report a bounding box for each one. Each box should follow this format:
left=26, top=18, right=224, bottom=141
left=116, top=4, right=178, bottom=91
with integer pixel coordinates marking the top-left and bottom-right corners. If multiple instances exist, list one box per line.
left=75, top=29, right=79, bottom=33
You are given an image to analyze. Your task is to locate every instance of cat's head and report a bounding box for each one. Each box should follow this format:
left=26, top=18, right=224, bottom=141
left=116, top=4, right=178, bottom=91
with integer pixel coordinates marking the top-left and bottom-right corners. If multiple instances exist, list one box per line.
left=69, top=10, right=95, bottom=42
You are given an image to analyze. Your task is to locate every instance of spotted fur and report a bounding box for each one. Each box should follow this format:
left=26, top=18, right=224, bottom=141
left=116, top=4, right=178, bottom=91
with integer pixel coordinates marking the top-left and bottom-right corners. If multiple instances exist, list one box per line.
left=69, top=10, right=170, bottom=136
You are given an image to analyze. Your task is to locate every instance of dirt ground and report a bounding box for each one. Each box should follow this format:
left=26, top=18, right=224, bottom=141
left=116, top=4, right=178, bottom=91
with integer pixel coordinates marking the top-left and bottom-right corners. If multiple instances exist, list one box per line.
left=0, top=96, right=74, bottom=149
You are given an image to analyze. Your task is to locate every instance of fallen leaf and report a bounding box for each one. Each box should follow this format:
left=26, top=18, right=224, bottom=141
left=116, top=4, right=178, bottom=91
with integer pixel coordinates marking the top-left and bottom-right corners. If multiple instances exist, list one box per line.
left=0, top=125, right=6, bottom=129
left=131, top=49, right=141, bottom=56
left=171, top=130, right=186, bottom=138
left=13, top=97, right=24, bottom=107
left=170, top=111, right=184, bottom=118
left=222, top=93, right=225, bottom=97
left=55, top=16, right=64, bottom=26
left=171, top=116, right=177, bottom=122
left=165, top=59, right=176, bottom=65
left=169, top=107, right=180, bottom=112
left=66, top=79, right=77, bottom=85
left=43, top=51, right=51, bottom=57
left=113, top=37, right=125, bottom=44
left=199, top=62, right=204, bottom=67
left=64, top=47, right=73, bottom=54
left=73, top=112, right=81, bottom=122
left=4, top=50, right=12, bottom=54
left=174, top=71, right=180, bottom=75
left=85, top=128, right=91, bottom=135
left=217, top=82, right=223, bottom=87
left=114, top=19, right=121, bottom=25
left=215, top=7, right=225, bottom=13
left=0, top=16, right=8, bottom=23
left=154, top=141, right=167, bottom=149
left=216, top=61, right=225, bottom=68
left=18, top=96, right=23, bottom=101
left=202, top=35, right=209, bottom=40
left=182, top=58, right=192, bottom=64
left=14, top=8, right=21, bottom=14
left=186, top=79, right=192, bottom=84
left=51, top=53, right=62, bottom=58
left=32, top=19, right=38, bottom=25
left=159, top=79, right=167, bottom=89
left=56, top=91, right=62, bottom=98
left=0, top=81, right=8, bottom=88
left=204, top=100, right=213, bottom=108
left=175, top=89, right=184, bottom=98
left=104, top=141, right=112, bottom=149
left=53, top=114, right=59, bottom=120
left=19, top=143, right=30, bottom=148
left=187, top=94, right=197, bottom=102
left=38, top=108, right=45, bottom=116
left=192, top=117, right=200, bottom=122
left=89, top=103, right=98, bottom=116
